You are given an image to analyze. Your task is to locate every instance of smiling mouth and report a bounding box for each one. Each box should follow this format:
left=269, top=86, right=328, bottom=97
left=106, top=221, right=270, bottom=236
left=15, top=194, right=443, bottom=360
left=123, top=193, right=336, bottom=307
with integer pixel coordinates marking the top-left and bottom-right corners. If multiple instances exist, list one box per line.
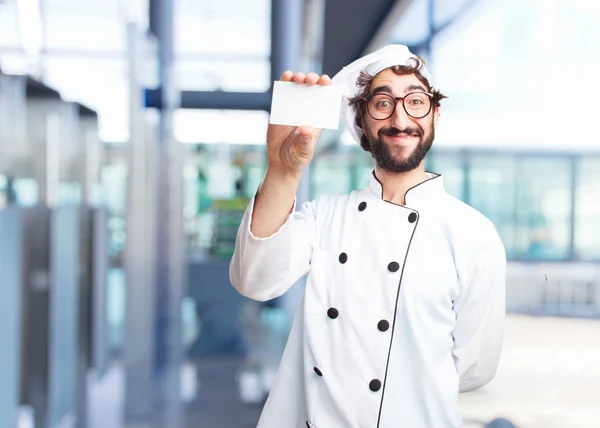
left=384, top=133, right=419, bottom=141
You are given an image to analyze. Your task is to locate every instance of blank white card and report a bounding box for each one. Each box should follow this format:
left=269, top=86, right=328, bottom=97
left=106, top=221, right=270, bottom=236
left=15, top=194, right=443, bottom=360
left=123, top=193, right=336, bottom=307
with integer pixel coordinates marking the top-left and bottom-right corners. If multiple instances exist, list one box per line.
left=269, top=81, right=342, bottom=130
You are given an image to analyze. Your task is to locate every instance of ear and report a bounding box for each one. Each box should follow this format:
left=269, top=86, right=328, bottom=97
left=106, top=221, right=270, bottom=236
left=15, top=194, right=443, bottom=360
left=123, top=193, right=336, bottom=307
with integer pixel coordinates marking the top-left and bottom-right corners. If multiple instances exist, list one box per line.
left=433, top=106, right=440, bottom=128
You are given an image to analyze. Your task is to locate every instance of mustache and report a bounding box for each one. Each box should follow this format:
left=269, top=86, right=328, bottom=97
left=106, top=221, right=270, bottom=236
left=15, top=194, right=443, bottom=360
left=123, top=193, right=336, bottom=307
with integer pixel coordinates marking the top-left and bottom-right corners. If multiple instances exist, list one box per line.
left=379, top=127, right=423, bottom=137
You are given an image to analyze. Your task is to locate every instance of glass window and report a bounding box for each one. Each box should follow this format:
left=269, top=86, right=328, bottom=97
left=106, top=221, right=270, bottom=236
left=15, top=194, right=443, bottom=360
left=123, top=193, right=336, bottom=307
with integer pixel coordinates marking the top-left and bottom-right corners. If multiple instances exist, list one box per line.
left=13, top=178, right=39, bottom=207
left=468, top=154, right=573, bottom=261
left=175, top=0, right=271, bottom=93
left=245, top=164, right=267, bottom=199
left=311, top=154, right=353, bottom=198
left=575, top=157, right=600, bottom=261
left=0, top=175, right=7, bottom=208
left=468, top=154, right=517, bottom=258
left=174, top=58, right=270, bottom=92
left=513, top=157, right=572, bottom=261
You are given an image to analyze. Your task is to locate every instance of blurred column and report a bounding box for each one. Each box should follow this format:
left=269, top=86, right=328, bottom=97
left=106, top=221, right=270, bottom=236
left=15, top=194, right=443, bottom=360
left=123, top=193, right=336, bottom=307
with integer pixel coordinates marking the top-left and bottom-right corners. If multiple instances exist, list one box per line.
left=0, top=208, right=23, bottom=428
left=124, top=24, right=157, bottom=426
left=150, top=0, right=186, bottom=425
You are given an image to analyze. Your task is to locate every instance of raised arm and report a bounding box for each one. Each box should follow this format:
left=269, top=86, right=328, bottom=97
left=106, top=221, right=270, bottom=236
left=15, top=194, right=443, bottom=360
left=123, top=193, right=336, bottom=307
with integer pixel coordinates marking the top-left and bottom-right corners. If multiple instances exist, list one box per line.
left=229, top=71, right=331, bottom=301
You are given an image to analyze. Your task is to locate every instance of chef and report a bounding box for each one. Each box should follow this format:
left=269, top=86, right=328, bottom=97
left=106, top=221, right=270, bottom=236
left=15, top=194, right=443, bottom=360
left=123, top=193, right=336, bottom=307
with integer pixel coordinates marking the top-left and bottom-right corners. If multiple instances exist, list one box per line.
left=230, top=44, right=506, bottom=428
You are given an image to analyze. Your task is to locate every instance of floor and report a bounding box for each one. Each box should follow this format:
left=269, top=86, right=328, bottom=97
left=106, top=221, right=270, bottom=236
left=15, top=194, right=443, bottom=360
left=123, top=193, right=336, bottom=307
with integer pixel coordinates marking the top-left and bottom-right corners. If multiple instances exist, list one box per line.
left=188, top=315, right=600, bottom=428
left=187, top=357, right=263, bottom=428
left=459, top=315, right=600, bottom=428
left=83, top=314, right=600, bottom=428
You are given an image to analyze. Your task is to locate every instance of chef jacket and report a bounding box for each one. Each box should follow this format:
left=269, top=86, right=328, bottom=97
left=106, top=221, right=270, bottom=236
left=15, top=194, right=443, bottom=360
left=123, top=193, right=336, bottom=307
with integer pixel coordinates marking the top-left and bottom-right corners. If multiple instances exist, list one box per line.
left=230, top=171, right=507, bottom=428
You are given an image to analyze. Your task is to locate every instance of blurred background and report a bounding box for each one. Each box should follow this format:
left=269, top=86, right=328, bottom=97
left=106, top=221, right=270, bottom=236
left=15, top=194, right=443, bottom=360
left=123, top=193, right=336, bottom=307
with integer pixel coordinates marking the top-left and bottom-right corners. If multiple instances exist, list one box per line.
left=0, top=0, right=599, bottom=427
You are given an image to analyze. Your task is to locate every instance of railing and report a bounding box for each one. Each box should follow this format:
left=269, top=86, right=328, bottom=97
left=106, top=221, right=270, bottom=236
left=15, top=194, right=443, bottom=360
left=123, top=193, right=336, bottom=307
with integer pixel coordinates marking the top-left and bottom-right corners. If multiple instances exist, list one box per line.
left=507, top=262, right=600, bottom=318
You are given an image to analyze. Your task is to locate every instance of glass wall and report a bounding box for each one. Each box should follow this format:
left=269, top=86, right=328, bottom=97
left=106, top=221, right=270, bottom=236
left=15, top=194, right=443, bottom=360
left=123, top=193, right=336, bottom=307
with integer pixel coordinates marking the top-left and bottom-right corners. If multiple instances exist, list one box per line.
left=182, top=144, right=267, bottom=258
left=512, top=156, right=572, bottom=261
left=575, top=158, right=600, bottom=261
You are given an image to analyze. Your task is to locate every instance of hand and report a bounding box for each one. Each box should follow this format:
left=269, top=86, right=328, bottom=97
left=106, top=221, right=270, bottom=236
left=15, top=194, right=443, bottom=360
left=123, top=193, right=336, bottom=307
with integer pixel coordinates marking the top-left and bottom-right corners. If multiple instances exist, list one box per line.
left=266, top=71, right=332, bottom=176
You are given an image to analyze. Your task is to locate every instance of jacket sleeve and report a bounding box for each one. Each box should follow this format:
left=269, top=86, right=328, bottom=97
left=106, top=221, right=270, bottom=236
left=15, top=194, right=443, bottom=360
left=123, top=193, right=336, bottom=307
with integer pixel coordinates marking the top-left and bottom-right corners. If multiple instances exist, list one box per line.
left=452, top=234, right=507, bottom=392
left=229, top=194, right=318, bottom=302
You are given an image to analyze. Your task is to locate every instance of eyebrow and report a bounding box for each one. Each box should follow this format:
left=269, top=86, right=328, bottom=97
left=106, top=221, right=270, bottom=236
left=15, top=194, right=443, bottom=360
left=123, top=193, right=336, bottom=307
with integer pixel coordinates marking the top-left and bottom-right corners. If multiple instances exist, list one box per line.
left=405, top=84, right=428, bottom=93
left=371, top=85, right=393, bottom=95
left=370, top=84, right=428, bottom=96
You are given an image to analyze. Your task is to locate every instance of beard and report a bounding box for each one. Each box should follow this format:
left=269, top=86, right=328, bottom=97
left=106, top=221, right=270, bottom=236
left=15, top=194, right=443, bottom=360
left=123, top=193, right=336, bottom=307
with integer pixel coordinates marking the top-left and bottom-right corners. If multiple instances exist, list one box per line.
left=365, top=122, right=434, bottom=173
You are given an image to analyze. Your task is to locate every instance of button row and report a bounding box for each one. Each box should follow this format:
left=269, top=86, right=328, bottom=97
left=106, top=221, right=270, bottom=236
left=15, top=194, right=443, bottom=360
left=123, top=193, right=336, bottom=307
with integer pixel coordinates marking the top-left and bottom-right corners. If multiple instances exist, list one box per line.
left=312, top=366, right=382, bottom=394
left=338, top=251, right=400, bottom=275
left=357, top=201, right=418, bottom=224
left=327, top=307, right=389, bottom=332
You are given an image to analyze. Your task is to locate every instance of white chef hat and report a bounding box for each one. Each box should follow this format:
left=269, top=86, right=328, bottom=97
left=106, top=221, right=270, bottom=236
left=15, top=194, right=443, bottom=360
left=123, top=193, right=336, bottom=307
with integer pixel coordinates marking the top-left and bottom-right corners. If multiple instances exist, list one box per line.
left=332, top=44, right=433, bottom=145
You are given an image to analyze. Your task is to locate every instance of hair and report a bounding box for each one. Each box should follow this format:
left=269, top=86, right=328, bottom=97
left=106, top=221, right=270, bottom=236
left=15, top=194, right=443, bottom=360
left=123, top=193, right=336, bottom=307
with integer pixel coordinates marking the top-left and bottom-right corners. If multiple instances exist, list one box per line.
left=348, top=56, right=448, bottom=152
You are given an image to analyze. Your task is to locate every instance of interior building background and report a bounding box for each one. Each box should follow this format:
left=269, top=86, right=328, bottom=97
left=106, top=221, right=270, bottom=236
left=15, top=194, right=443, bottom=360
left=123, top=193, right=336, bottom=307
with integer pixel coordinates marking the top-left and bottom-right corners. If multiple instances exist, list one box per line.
left=0, top=0, right=599, bottom=427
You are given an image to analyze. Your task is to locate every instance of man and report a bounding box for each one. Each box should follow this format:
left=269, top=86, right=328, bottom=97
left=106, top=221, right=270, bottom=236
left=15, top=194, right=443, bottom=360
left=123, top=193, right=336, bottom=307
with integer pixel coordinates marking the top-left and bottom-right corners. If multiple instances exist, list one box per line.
left=230, top=44, right=506, bottom=428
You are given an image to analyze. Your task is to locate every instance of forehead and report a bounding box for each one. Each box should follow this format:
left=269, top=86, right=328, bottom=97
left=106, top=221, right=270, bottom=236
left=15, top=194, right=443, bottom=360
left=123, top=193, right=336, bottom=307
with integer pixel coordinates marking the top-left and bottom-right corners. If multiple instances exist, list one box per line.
left=369, top=69, right=427, bottom=93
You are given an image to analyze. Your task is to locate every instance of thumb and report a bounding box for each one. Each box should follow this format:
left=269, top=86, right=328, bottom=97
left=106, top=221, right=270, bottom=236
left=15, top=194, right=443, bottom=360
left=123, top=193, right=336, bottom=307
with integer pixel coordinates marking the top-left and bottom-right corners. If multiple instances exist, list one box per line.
left=297, top=125, right=316, bottom=140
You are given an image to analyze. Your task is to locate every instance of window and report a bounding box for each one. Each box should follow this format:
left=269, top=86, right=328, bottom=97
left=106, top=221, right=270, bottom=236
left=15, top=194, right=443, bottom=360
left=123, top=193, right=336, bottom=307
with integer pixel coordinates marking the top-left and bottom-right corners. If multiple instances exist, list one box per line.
left=468, top=154, right=518, bottom=258
left=575, top=157, right=600, bottom=261
left=513, top=157, right=572, bottom=261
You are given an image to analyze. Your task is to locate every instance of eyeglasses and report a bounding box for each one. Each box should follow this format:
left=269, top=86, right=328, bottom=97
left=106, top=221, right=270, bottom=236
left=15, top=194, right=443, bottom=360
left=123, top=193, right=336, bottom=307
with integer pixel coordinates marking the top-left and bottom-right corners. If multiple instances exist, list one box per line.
left=363, top=92, right=434, bottom=120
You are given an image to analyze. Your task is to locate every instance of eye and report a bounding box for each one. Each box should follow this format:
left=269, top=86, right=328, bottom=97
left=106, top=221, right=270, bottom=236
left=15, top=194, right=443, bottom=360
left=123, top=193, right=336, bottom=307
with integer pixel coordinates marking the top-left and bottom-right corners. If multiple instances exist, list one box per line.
left=377, top=100, right=391, bottom=108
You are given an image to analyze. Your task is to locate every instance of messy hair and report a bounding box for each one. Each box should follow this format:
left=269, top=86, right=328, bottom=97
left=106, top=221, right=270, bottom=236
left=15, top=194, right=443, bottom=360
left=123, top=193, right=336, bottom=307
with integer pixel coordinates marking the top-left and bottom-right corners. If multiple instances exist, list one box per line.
left=348, top=56, right=448, bottom=152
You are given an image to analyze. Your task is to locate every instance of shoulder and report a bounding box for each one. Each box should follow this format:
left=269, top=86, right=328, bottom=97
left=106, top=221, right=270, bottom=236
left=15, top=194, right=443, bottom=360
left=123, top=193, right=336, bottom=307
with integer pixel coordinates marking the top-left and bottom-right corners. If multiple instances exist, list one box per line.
left=445, top=194, right=499, bottom=236
left=441, top=194, right=505, bottom=258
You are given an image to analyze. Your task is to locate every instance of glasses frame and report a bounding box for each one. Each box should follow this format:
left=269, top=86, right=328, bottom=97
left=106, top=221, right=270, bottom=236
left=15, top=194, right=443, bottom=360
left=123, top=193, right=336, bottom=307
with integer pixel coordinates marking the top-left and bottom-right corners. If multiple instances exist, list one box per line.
left=363, top=91, right=434, bottom=120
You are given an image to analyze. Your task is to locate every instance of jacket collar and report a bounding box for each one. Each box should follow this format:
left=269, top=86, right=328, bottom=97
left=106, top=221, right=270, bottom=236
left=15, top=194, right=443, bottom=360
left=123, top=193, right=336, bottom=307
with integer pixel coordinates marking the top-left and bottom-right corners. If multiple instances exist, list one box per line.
left=367, top=170, right=446, bottom=208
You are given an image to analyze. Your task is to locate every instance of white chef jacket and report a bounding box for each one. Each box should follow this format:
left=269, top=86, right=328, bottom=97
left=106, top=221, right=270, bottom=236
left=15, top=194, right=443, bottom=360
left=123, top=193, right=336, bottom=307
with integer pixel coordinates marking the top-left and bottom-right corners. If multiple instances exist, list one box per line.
left=230, top=171, right=506, bottom=428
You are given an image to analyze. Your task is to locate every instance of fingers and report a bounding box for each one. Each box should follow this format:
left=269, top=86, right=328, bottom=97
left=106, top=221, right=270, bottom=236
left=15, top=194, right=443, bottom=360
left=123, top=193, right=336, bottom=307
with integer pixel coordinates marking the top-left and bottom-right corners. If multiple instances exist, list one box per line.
left=279, top=71, right=332, bottom=86
left=280, top=70, right=293, bottom=81
left=291, top=72, right=306, bottom=84
left=317, top=74, right=332, bottom=86
left=304, top=72, right=320, bottom=85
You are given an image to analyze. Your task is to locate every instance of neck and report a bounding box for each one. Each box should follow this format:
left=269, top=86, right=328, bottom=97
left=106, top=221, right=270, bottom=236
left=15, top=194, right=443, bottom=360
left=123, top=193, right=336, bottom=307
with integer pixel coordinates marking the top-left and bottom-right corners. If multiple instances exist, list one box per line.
left=374, top=164, right=428, bottom=206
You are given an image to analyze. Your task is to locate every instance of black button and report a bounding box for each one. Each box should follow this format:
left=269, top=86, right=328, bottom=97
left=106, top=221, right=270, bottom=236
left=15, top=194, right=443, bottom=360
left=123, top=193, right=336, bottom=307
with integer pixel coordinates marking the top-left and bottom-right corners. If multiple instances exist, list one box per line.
left=313, top=367, right=323, bottom=377
left=388, top=262, right=400, bottom=272
left=358, top=201, right=367, bottom=211
left=339, top=252, right=348, bottom=264
left=378, top=320, right=390, bottom=332
left=369, top=379, right=382, bottom=392
left=327, top=307, right=339, bottom=319
left=408, top=212, right=418, bottom=223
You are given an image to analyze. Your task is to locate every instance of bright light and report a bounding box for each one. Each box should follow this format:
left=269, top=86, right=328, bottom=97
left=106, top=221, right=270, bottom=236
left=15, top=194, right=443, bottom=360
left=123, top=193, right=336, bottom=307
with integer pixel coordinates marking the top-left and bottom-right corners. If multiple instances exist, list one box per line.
left=16, top=0, right=43, bottom=59
left=174, top=109, right=269, bottom=145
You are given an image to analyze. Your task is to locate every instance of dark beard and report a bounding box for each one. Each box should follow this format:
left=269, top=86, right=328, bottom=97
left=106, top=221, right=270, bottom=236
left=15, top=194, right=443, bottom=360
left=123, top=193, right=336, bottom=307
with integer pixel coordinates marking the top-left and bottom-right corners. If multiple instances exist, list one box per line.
left=366, top=124, right=434, bottom=173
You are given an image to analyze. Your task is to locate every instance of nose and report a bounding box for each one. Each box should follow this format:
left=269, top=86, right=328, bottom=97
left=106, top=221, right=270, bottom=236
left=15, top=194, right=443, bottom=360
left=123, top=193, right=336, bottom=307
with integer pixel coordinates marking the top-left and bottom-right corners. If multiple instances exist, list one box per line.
left=391, top=100, right=413, bottom=130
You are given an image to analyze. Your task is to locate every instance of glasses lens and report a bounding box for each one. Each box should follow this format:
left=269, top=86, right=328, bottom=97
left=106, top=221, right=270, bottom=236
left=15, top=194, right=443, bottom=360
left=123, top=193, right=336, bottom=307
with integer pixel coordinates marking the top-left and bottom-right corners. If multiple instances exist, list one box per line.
left=367, top=94, right=395, bottom=119
left=404, top=93, right=431, bottom=118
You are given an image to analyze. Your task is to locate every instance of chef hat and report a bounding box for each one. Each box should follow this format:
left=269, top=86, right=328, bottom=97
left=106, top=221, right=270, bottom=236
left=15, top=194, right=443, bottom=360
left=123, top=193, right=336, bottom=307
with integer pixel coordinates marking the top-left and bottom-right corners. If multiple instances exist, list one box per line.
left=332, top=44, right=433, bottom=145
